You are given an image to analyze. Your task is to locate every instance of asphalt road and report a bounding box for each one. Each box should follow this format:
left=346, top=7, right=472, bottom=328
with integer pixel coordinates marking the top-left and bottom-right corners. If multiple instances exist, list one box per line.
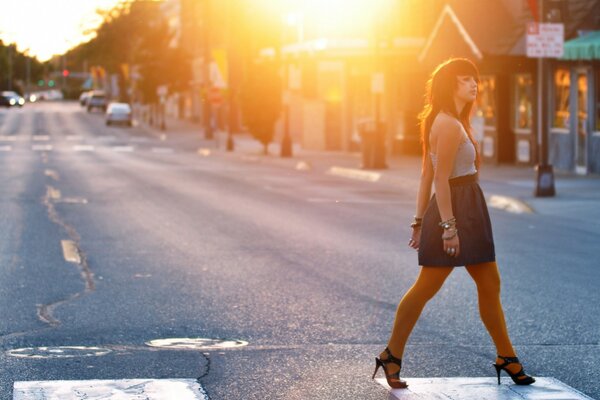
left=0, top=102, right=598, bottom=399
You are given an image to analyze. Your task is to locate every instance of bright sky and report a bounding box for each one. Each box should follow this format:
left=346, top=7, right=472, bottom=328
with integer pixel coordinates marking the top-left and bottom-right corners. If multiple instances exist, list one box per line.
left=0, top=0, right=122, bottom=61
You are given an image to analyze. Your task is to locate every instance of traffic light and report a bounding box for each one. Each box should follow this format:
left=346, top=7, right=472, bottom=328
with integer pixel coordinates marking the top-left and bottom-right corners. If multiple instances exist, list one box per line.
left=48, top=80, right=55, bottom=87
left=62, top=69, right=70, bottom=77
left=38, top=79, right=45, bottom=87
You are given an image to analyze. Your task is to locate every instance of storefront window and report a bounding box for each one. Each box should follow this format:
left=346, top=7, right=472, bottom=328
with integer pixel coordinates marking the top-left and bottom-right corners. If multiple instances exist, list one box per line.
left=477, top=76, right=496, bottom=127
left=553, top=68, right=570, bottom=130
left=514, top=74, right=533, bottom=130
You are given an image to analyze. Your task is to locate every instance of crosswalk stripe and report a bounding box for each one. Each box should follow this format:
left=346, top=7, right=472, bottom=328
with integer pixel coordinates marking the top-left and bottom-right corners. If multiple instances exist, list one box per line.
left=13, top=379, right=208, bottom=399
left=73, top=145, right=95, bottom=152
left=0, top=145, right=12, bottom=152
left=32, top=145, right=53, bottom=151
left=112, top=146, right=135, bottom=152
left=152, top=147, right=174, bottom=154
left=375, top=377, right=594, bottom=399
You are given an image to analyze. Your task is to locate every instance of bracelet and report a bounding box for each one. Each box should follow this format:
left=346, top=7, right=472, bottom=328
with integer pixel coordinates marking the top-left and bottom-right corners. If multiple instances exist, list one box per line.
left=442, top=228, right=458, bottom=240
left=438, top=217, right=456, bottom=230
left=410, top=216, right=423, bottom=229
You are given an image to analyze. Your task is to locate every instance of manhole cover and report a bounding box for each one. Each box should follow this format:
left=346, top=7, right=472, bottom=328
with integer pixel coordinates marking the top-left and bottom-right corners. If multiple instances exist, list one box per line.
left=7, top=346, right=112, bottom=359
left=145, top=338, right=248, bottom=350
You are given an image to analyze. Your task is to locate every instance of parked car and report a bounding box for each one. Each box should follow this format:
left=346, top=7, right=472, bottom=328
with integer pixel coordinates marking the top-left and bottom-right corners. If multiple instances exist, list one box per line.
left=0, top=95, right=12, bottom=108
left=105, top=103, right=132, bottom=126
left=79, top=91, right=91, bottom=106
left=1, top=91, right=25, bottom=107
left=87, top=91, right=107, bottom=112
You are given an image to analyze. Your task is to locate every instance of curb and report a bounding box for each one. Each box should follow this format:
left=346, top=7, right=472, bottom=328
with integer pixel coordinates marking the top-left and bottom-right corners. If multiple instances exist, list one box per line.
left=487, top=194, right=535, bottom=214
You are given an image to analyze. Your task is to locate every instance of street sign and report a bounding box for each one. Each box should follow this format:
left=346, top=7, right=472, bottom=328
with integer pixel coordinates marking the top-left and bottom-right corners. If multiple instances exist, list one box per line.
left=526, top=22, right=564, bottom=58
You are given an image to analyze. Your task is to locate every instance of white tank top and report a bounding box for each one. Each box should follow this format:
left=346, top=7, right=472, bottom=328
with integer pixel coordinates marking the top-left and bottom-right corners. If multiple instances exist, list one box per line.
left=430, top=130, right=478, bottom=178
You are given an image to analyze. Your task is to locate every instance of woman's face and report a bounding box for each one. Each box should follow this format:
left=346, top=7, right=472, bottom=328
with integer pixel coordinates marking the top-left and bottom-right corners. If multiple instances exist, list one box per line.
left=455, top=75, right=478, bottom=103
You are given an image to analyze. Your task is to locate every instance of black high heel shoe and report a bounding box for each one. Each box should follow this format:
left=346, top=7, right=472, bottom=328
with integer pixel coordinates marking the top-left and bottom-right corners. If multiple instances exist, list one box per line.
left=492, top=355, right=535, bottom=385
left=372, top=347, right=408, bottom=389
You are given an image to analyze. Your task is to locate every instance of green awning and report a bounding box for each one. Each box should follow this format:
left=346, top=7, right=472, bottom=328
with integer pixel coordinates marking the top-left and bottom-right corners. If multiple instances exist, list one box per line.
left=562, top=31, right=600, bottom=60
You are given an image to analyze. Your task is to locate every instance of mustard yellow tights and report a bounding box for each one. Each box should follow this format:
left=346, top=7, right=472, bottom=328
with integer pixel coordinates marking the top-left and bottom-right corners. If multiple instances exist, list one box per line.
left=381, top=261, right=524, bottom=378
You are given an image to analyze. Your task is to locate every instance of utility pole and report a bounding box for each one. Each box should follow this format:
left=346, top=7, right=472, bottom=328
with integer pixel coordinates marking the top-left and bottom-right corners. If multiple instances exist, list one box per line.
left=25, top=49, right=31, bottom=97
left=534, top=0, right=556, bottom=197
left=202, top=0, right=214, bottom=140
left=225, top=0, right=235, bottom=151
left=7, top=45, right=13, bottom=91
left=279, top=23, right=292, bottom=158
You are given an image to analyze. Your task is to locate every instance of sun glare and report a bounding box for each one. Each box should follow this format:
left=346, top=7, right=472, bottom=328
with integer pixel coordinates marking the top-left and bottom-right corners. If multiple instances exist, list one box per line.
left=0, top=0, right=122, bottom=61
left=275, top=0, right=393, bottom=39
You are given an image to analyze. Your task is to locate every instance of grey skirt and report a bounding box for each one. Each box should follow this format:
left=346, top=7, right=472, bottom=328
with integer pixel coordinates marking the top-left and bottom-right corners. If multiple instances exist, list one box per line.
left=418, top=173, right=495, bottom=267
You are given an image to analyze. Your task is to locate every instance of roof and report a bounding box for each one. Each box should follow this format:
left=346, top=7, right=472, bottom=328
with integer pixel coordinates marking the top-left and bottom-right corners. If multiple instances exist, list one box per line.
left=420, top=0, right=600, bottom=63
left=562, top=31, right=600, bottom=60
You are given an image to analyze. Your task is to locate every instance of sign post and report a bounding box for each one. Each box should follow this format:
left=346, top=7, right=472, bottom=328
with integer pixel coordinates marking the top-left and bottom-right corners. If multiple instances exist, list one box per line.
left=526, top=19, right=563, bottom=197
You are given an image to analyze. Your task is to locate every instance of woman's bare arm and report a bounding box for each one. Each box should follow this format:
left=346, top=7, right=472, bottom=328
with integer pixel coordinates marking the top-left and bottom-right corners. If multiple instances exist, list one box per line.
left=431, top=115, right=463, bottom=222
left=416, top=156, right=434, bottom=218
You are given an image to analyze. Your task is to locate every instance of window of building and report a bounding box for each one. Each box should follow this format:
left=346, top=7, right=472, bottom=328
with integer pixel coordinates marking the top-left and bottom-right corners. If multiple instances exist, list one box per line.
left=553, top=68, right=570, bottom=130
left=477, top=76, right=497, bottom=127
left=514, top=74, right=534, bottom=130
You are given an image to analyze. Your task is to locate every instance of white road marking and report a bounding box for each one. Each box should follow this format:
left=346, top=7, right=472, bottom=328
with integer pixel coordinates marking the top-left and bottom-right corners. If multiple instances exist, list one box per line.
left=145, top=338, right=248, bottom=350
left=47, top=187, right=61, bottom=200
left=61, top=240, right=81, bottom=264
left=327, top=166, right=381, bottom=182
left=13, top=379, right=208, bottom=400
left=73, top=145, right=95, bottom=152
left=32, top=144, right=53, bottom=151
left=7, top=346, right=111, bottom=359
left=112, top=146, right=135, bottom=152
left=0, top=145, right=12, bottom=151
left=376, top=377, right=594, bottom=399
left=198, top=148, right=211, bottom=157
left=33, top=135, right=50, bottom=141
left=295, top=161, right=312, bottom=171
left=152, top=147, right=174, bottom=154
left=44, top=169, right=60, bottom=180
left=0, top=135, right=17, bottom=141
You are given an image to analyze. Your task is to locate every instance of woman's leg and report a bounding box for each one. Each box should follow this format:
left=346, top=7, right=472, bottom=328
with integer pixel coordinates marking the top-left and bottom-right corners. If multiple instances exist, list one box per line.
left=466, top=261, right=529, bottom=378
left=465, top=261, right=515, bottom=356
left=385, top=265, right=454, bottom=362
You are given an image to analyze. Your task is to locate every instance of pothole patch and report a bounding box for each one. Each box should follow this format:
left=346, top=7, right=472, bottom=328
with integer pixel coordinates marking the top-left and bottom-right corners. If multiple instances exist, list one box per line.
left=145, top=338, right=248, bottom=350
left=7, top=346, right=112, bottom=359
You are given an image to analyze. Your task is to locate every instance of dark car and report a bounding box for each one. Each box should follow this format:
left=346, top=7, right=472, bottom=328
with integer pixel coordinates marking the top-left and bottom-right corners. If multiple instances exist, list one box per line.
left=0, top=95, right=11, bottom=108
left=1, top=91, right=25, bottom=107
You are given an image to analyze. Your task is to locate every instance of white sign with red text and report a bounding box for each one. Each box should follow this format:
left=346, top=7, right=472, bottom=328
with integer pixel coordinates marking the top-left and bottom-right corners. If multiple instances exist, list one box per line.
left=526, top=22, right=564, bottom=58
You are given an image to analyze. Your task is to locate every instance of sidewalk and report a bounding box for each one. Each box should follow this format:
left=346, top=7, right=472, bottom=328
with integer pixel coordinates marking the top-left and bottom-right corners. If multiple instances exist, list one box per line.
left=140, top=115, right=600, bottom=221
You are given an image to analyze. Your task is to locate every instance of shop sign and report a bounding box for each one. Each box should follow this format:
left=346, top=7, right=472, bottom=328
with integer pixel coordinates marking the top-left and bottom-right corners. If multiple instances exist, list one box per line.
left=526, top=23, right=564, bottom=58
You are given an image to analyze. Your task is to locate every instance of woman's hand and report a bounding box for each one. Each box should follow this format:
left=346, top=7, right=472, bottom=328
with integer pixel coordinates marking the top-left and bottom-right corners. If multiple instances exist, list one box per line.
left=443, top=233, right=460, bottom=258
left=408, top=227, right=421, bottom=251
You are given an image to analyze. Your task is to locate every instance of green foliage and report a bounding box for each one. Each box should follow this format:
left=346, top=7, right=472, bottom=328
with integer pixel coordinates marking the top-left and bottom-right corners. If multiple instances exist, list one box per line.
left=241, top=60, right=282, bottom=154
left=0, top=40, right=44, bottom=92
left=66, top=0, right=191, bottom=104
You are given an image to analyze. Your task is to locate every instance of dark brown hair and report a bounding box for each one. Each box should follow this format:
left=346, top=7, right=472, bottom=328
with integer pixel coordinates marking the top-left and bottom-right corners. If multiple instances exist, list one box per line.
left=418, top=58, right=480, bottom=169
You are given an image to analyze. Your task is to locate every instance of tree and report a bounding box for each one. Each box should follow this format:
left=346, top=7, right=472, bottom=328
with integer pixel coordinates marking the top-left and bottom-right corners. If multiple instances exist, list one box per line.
left=241, top=60, right=282, bottom=154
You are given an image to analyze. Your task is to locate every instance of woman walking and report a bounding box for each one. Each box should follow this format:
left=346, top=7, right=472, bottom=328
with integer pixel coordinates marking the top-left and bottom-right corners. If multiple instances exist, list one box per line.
left=372, top=58, right=535, bottom=389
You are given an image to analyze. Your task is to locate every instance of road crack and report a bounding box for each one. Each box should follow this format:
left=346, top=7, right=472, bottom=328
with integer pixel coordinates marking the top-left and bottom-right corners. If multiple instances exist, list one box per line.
left=38, top=184, right=95, bottom=327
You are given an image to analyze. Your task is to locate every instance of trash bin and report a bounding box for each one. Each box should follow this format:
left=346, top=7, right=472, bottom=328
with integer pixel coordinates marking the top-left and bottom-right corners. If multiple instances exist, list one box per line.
left=357, top=119, right=387, bottom=169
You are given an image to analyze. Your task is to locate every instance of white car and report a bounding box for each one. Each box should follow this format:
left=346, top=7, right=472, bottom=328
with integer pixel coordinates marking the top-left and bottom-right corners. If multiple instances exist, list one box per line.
left=106, top=103, right=133, bottom=126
